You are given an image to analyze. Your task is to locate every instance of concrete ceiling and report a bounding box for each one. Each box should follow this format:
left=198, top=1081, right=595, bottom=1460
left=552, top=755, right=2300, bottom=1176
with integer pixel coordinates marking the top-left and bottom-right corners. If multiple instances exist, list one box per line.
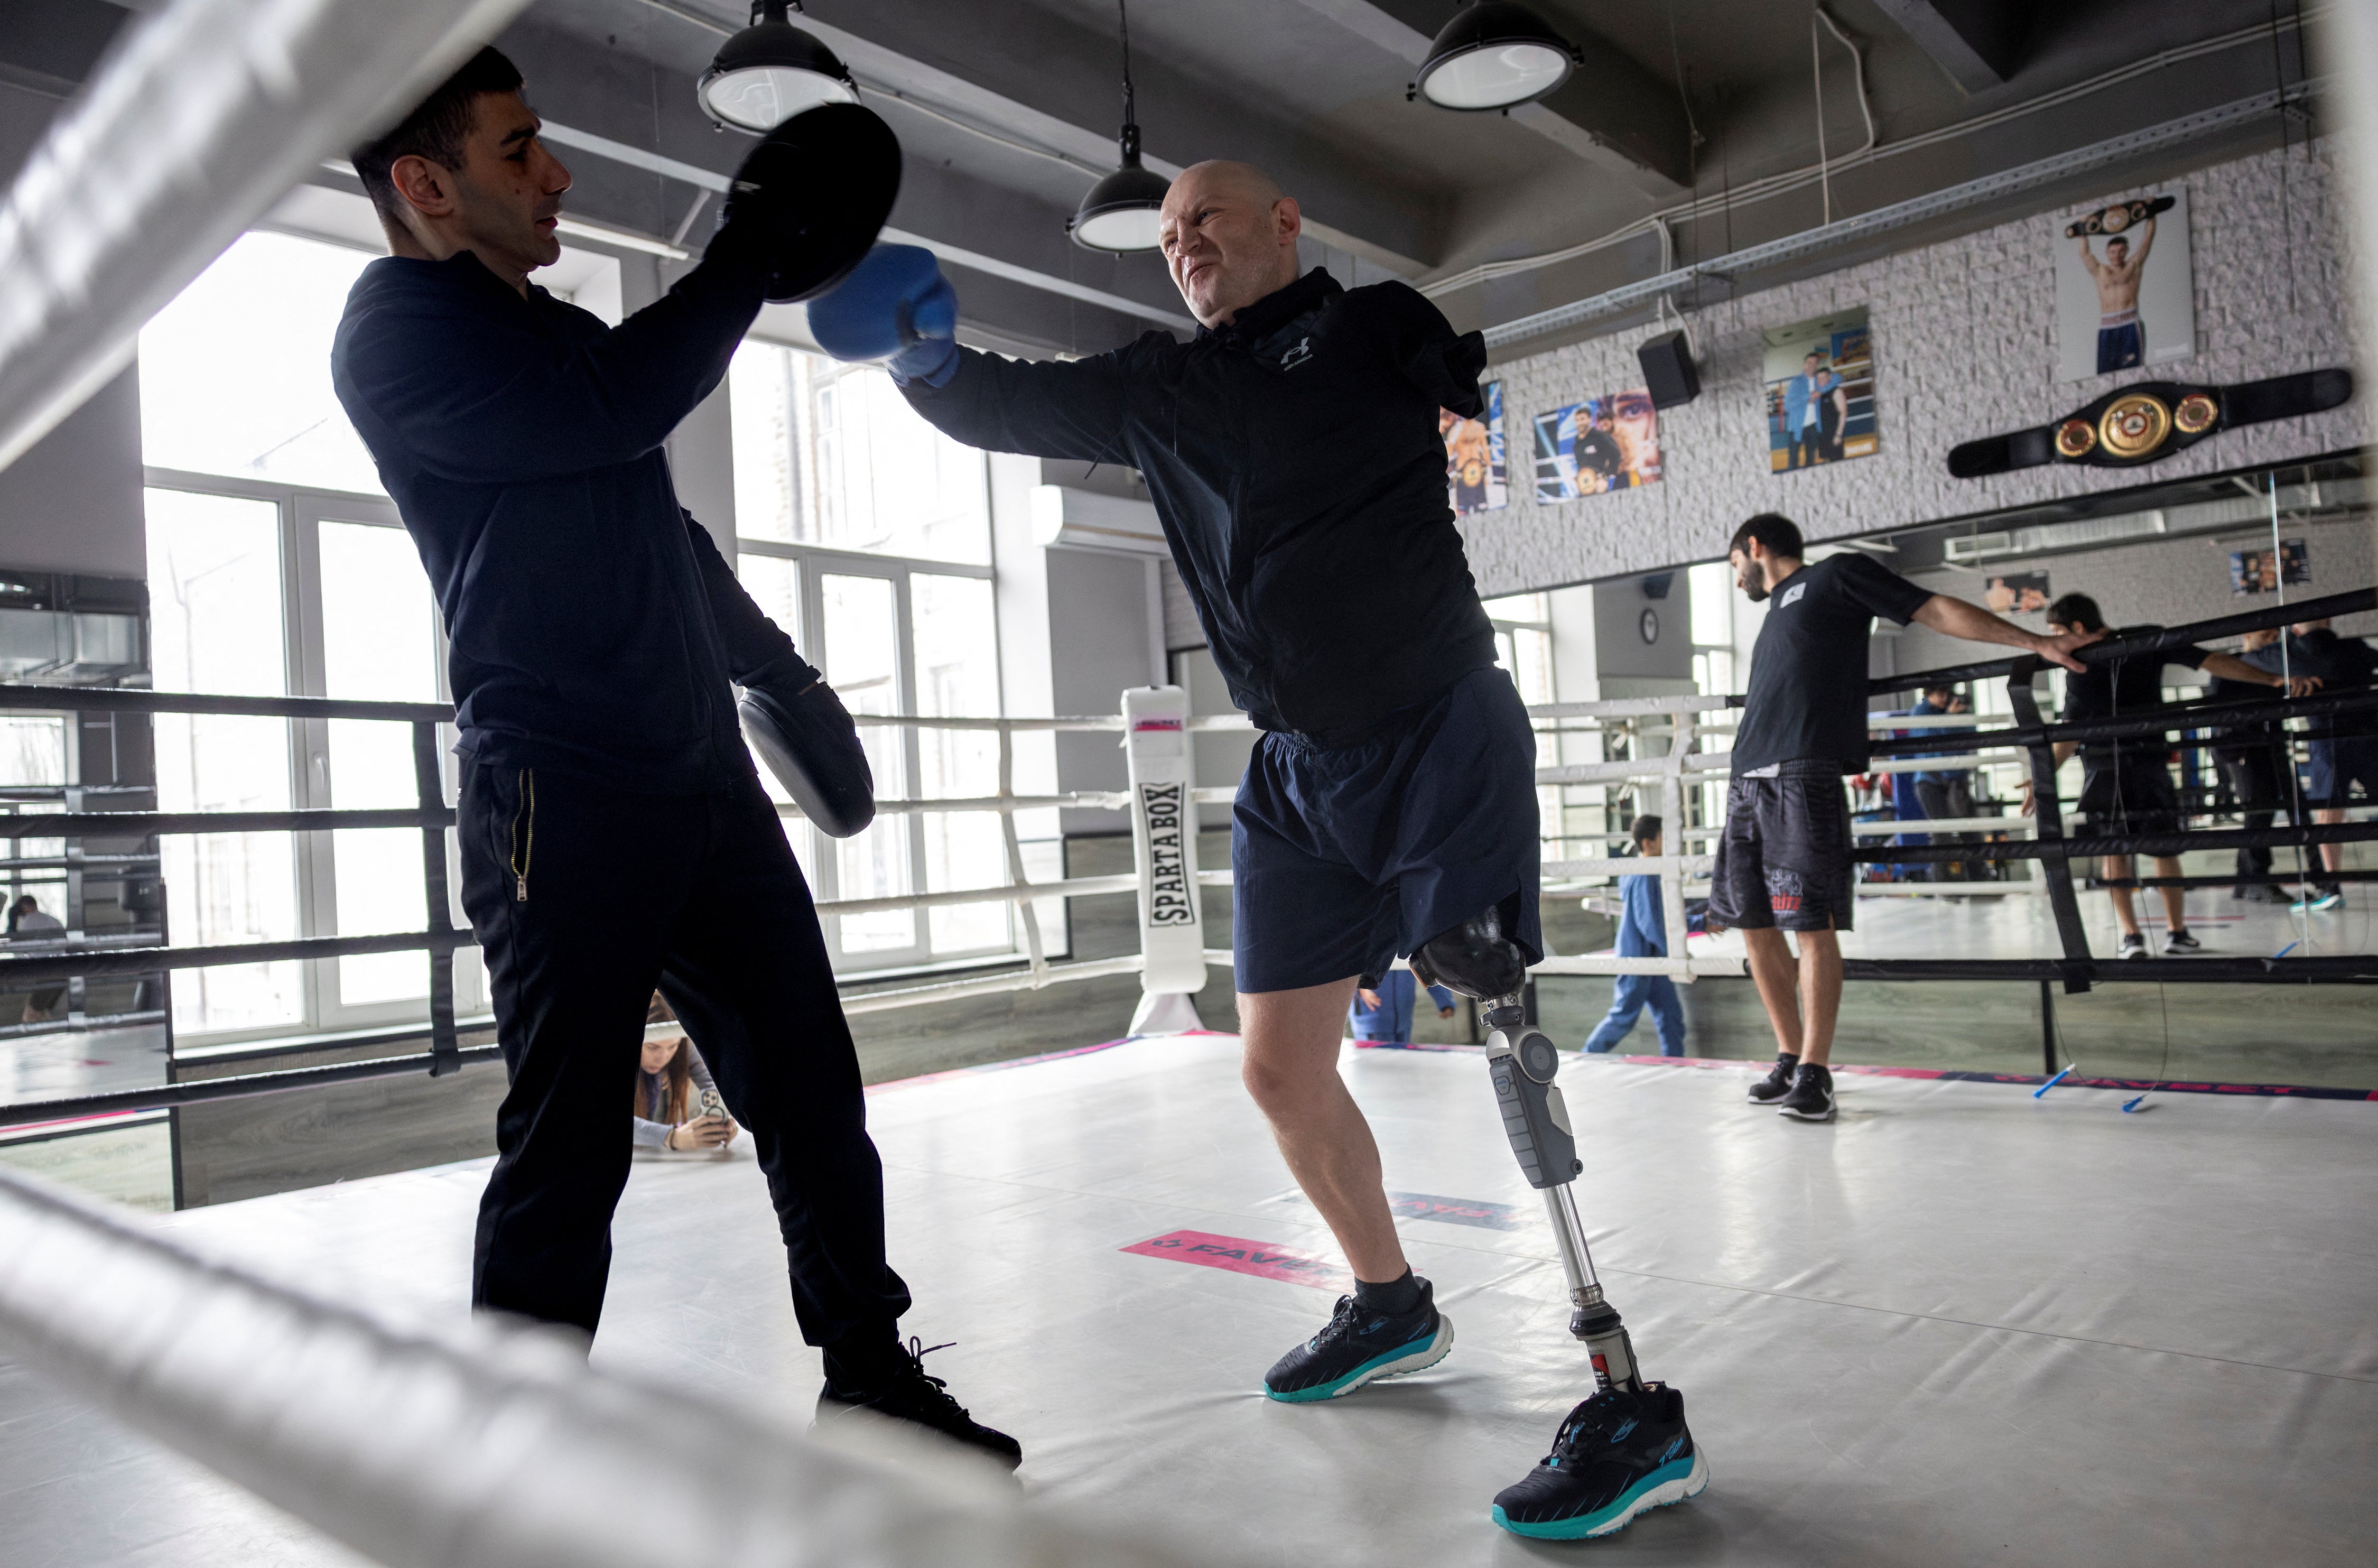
left=0, top=0, right=2331, bottom=359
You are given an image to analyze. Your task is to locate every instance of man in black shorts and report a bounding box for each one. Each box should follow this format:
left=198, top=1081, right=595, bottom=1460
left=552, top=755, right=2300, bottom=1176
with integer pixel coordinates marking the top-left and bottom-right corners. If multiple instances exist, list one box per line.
left=2029, top=595, right=2307, bottom=956
left=1719, top=514, right=2098, bottom=1121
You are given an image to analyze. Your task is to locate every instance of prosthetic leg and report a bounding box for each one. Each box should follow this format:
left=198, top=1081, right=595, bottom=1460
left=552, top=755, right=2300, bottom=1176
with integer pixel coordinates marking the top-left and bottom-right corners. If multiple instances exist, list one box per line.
left=1414, top=907, right=1708, bottom=1538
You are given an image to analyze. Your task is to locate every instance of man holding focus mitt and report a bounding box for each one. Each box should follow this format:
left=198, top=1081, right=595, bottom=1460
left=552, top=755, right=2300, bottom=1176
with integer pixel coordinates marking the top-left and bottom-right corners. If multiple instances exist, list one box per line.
left=331, top=47, right=1017, bottom=1466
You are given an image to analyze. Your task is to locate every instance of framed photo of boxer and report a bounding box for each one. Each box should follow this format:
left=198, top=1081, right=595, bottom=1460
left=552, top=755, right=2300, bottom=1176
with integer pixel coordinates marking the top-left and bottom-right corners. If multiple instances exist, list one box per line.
left=1761, top=307, right=1879, bottom=473
left=1443, top=382, right=1508, bottom=515
left=2056, top=190, right=2194, bottom=381
left=1530, top=389, right=1660, bottom=502
left=2229, top=540, right=2308, bottom=595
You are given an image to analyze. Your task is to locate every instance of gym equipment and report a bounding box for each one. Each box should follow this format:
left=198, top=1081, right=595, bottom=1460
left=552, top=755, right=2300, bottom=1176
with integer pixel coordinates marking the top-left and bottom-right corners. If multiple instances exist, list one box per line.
left=713, top=103, right=902, bottom=304
left=1412, top=906, right=1651, bottom=1395
left=737, top=655, right=876, bottom=838
left=1947, top=368, right=2353, bottom=477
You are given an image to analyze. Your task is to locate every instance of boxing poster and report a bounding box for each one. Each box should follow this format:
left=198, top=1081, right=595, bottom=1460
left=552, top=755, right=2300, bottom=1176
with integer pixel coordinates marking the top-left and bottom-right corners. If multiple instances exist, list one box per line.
left=1443, top=382, right=1508, bottom=515
left=2230, top=540, right=2308, bottom=595
left=2055, top=190, right=2194, bottom=381
left=1762, top=307, right=1878, bottom=472
left=1981, top=571, right=2051, bottom=616
left=1530, top=389, right=1660, bottom=502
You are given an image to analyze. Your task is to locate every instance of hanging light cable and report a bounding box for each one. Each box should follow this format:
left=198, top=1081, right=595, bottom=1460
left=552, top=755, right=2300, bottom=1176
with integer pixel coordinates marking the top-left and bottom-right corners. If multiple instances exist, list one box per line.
left=1068, top=0, right=1171, bottom=252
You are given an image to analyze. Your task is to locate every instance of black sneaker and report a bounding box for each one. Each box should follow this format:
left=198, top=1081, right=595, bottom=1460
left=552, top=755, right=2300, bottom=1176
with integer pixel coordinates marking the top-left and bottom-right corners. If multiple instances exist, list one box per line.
left=1490, top=1383, right=1708, bottom=1539
left=2118, top=933, right=2149, bottom=960
left=817, top=1337, right=1022, bottom=1470
left=2162, top=928, right=2201, bottom=955
left=1776, top=1062, right=1835, bottom=1122
left=1264, top=1278, right=1453, bottom=1402
left=1746, top=1052, right=1799, bottom=1104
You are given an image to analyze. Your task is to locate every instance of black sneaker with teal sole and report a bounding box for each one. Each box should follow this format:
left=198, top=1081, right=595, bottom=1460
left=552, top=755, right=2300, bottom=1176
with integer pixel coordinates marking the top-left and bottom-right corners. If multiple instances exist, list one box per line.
left=1491, top=1383, right=1708, bottom=1540
left=1264, top=1280, right=1453, bottom=1402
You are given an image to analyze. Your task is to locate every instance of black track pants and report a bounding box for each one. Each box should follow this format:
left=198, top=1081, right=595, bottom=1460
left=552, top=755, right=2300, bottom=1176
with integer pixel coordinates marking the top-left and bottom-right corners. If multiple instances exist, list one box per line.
left=458, top=762, right=909, bottom=1353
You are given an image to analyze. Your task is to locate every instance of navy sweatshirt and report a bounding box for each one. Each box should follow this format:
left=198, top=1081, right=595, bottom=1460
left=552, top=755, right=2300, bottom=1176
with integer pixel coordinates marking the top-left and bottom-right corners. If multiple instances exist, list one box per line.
left=331, top=248, right=794, bottom=792
left=900, top=268, right=1498, bottom=737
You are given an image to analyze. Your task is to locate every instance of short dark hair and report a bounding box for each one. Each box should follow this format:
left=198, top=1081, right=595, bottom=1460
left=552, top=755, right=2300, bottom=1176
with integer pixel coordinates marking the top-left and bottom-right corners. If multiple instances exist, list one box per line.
left=1630, top=814, right=1662, bottom=849
left=1921, top=682, right=1955, bottom=702
left=2046, top=592, right=2104, bottom=632
left=351, top=47, right=524, bottom=225
left=1730, top=513, right=1803, bottom=560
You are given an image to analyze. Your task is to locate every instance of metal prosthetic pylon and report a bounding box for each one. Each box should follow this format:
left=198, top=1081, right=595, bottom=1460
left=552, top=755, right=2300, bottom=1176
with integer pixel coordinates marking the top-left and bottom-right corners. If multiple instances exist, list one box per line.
left=1480, top=994, right=1648, bottom=1394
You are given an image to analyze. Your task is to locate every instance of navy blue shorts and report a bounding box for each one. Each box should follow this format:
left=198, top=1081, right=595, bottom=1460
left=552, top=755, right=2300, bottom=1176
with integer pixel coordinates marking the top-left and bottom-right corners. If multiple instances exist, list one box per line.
left=2307, top=738, right=2378, bottom=808
left=1232, top=666, right=1542, bottom=995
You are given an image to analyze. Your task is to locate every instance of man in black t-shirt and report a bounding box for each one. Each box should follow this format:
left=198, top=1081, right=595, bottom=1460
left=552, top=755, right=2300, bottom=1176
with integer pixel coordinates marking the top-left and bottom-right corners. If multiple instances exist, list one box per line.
left=1717, top=514, right=2098, bottom=1122
left=2279, top=617, right=2378, bottom=909
left=2029, top=595, right=2307, bottom=956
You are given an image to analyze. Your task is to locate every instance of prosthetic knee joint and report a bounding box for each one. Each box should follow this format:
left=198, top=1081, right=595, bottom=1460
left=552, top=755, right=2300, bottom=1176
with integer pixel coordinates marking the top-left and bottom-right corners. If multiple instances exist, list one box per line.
left=1413, top=908, right=1648, bottom=1394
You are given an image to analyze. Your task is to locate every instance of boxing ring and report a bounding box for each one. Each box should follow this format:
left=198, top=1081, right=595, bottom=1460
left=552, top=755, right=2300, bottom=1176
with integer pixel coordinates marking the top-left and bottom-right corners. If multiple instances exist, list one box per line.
left=0, top=0, right=2373, bottom=1556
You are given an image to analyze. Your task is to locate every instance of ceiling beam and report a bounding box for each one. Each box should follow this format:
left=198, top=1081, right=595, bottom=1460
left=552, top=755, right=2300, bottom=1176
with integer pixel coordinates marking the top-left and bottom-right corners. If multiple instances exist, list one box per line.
left=723, top=0, right=1440, bottom=275
left=1289, top=0, right=1692, bottom=196
left=1869, top=0, right=2029, bottom=94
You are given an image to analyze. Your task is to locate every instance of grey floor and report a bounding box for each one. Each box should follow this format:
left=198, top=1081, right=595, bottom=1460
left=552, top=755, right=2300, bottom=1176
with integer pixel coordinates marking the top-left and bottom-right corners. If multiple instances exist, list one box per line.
left=4, top=1035, right=2373, bottom=1566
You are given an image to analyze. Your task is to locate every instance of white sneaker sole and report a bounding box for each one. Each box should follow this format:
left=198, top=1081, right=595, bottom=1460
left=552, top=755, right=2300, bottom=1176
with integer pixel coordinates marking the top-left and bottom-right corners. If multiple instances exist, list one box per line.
left=1274, top=1314, right=1456, bottom=1402
left=1584, top=1448, right=1711, bottom=1538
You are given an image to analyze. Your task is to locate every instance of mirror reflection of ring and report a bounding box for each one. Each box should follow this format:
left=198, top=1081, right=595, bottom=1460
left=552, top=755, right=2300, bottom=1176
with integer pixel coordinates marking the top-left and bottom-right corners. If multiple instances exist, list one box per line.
left=2054, top=419, right=2097, bottom=459
left=2097, top=394, right=2171, bottom=459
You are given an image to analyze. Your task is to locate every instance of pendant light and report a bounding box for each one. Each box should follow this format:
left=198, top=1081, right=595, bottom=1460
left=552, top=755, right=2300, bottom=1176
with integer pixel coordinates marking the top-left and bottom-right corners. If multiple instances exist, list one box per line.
left=1408, top=1, right=1580, bottom=113
left=698, top=0, right=859, bottom=134
left=1068, top=0, right=1171, bottom=252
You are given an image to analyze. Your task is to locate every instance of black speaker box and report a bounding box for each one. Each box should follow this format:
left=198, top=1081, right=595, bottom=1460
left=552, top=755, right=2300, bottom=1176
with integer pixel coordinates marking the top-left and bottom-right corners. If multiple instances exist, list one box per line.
left=1637, top=330, right=1699, bottom=409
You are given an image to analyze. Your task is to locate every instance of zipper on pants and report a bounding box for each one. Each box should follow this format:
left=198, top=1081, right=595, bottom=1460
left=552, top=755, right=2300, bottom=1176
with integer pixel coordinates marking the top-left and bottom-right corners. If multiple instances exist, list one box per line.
left=509, top=768, right=535, bottom=902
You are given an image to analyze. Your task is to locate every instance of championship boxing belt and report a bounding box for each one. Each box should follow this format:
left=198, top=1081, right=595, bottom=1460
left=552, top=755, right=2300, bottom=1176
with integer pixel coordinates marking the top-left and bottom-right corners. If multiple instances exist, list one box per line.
left=2063, top=194, right=2173, bottom=239
left=1946, top=368, right=2353, bottom=479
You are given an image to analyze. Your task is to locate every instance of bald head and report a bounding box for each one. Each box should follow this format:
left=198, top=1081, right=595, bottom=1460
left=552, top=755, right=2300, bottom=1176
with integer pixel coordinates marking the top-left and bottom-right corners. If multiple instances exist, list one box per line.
left=1159, top=160, right=1303, bottom=328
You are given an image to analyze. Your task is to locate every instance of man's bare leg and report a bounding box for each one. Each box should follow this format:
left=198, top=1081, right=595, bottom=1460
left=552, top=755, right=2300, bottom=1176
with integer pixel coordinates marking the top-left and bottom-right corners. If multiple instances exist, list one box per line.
left=2153, top=855, right=2187, bottom=931
left=1794, top=927, right=1843, bottom=1068
left=2315, top=808, right=2346, bottom=876
left=1740, top=927, right=1805, bottom=1057
left=1238, top=978, right=1406, bottom=1283
left=2105, top=854, right=2143, bottom=936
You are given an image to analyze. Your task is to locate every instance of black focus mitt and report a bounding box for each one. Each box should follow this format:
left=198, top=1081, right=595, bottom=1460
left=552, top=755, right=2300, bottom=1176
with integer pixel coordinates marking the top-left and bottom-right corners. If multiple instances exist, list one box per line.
left=738, top=654, right=876, bottom=839
left=713, top=101, right=903, bottom=304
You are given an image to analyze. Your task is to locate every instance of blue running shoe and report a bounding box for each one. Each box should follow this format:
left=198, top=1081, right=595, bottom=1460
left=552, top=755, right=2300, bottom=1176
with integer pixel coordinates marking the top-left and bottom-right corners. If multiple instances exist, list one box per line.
left=1263, top=1279, right=1453, bottom=1402
left=1491, top=1383, right=1707, bottom=1539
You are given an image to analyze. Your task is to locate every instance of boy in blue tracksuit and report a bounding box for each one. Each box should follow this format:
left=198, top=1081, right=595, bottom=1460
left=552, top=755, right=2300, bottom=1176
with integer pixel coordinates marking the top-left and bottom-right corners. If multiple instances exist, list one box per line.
left=1583, top=816, right=1687, bottom=1056
left=1349, top=969, right=1457, bottom=1042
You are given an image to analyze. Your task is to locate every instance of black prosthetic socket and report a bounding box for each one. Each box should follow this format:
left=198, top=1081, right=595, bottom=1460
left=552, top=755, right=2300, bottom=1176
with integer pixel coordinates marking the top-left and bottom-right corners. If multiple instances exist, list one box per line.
left=1353, top=1268, right=1423, bottom=1317
left=1412, top=904, right=1530, bottom=1026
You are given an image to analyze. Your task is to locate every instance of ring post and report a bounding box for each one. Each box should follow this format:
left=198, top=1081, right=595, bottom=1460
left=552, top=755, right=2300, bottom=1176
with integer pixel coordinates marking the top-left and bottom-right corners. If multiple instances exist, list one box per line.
left=1122, top=687, right=1206, bottom=1035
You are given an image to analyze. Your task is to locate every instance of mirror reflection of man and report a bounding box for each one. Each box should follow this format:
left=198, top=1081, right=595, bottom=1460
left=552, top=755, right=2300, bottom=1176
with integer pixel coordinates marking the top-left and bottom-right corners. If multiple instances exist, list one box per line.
left=2077, top=217, right=2155, bottom=373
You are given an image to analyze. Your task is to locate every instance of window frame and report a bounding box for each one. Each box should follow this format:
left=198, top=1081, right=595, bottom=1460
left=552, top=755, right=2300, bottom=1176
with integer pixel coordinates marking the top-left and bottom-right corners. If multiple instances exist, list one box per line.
left=144, top=466, right=476, bottom=1046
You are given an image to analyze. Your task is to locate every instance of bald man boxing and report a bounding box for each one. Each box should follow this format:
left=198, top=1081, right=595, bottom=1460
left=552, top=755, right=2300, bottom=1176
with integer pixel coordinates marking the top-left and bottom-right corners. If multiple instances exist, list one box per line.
left=810, top=162, right=1705, bottom=1539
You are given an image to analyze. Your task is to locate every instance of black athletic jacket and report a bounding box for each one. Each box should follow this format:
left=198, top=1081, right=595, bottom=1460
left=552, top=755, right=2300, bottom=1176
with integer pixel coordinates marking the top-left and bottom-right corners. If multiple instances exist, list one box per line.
left=332, top=249, right=797, bottom=792
left=901, top=268, right=1498, bottom=736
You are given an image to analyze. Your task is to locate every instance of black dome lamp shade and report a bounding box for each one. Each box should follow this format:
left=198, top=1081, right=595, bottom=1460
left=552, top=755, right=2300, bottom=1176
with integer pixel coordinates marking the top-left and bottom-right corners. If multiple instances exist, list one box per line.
left=1069, top=0, right=1170, bottom=252
left=1408, top=1, right=1581, bottom=112
left=698, top=0, right=859, bottom=134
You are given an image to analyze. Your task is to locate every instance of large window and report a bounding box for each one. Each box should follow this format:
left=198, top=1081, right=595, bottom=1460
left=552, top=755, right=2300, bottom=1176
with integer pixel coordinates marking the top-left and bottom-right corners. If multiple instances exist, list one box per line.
left=141, top=230, right=462, bottom=1043
left=730, top=340, right=1027, bottom=972
left=1484, top=592, right=1562, bottom=851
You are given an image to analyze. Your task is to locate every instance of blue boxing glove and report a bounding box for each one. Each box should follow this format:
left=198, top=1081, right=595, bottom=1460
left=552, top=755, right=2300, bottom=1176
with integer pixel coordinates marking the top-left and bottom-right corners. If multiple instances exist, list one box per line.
left=806, top=244, right=960, bottom=388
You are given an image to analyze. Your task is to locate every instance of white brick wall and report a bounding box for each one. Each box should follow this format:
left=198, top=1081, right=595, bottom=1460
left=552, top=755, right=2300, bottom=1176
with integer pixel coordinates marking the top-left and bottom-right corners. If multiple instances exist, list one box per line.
left=1461, top=138, right=2367, bottom=597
